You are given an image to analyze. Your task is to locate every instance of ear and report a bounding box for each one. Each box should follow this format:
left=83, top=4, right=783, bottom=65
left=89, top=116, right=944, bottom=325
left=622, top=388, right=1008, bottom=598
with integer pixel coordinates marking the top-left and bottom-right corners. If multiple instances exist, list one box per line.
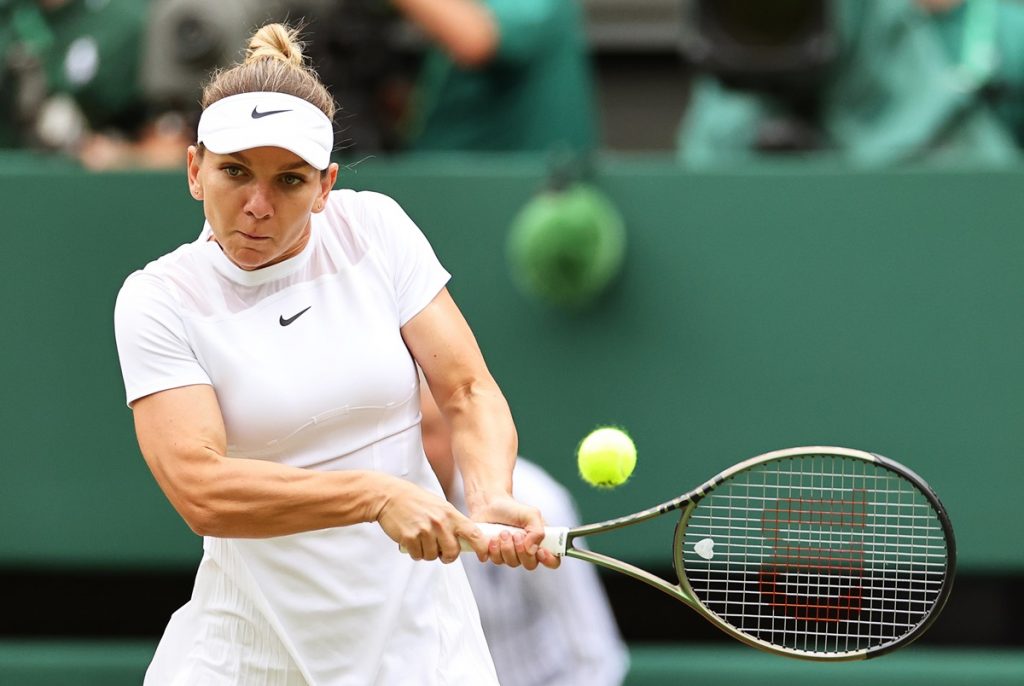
left=313, top=162, right=339, bottom=213
left=186, top=145, right=203, bottom=201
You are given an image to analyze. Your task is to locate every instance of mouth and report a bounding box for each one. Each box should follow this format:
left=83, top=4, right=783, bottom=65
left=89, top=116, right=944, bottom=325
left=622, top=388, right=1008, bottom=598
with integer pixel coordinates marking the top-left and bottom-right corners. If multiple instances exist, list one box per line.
left=237, top=231, right=270, bottom=241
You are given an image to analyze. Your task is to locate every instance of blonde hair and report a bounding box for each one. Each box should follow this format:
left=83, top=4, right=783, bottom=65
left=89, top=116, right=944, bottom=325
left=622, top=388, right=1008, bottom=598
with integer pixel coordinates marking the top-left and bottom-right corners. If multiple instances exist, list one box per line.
left=200, top=23, right=336, bottom=120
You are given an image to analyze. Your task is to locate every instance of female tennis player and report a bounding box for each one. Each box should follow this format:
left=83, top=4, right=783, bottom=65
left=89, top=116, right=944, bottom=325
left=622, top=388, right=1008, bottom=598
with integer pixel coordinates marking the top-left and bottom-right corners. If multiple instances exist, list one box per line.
left=113, top=22, right=556, bottom=685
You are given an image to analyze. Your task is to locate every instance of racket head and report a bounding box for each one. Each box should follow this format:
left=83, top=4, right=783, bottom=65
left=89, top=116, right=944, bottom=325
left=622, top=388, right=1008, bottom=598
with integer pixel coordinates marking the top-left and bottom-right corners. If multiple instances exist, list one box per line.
left=672, top=446, right=955, bottom=660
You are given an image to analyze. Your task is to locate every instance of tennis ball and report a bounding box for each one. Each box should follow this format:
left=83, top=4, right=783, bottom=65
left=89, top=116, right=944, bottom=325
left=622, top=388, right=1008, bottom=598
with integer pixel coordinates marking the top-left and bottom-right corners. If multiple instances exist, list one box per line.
left=577, top=427, right=637, bottom=488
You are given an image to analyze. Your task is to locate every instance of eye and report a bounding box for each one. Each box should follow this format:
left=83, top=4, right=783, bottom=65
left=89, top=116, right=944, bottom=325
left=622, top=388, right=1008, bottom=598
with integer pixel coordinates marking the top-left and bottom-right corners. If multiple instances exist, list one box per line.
left=281, top=174, right=305, bottom=186
left=221, top=165, right=245, bottom=178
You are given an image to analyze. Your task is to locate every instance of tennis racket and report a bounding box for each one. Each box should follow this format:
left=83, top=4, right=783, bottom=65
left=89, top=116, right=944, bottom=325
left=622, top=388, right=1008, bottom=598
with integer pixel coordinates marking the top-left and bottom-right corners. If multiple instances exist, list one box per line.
left=448, top=446, right=956, bottom=661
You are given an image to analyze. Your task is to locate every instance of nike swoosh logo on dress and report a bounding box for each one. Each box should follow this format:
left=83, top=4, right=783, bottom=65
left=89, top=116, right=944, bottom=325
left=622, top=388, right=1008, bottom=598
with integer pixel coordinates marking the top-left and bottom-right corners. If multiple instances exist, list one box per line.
left=279, top=306, right=312, bottom=326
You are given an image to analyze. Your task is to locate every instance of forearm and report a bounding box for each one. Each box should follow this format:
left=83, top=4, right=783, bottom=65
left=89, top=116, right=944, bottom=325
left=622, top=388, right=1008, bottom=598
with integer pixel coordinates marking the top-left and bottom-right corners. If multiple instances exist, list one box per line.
left=131, top=386, right=409, bottom=539
left=154, top=447, right=399, bottom=538
left=392, top=0, right=498, bottom=66
left=402, top=288, right=541, bottom=540
left=443, top=381, right=517, bottom=516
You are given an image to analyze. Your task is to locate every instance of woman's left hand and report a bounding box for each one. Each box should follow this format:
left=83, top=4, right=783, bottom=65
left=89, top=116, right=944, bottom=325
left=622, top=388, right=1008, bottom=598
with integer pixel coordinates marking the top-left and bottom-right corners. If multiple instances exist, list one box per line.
left=471, top=493, right=561, bottom=571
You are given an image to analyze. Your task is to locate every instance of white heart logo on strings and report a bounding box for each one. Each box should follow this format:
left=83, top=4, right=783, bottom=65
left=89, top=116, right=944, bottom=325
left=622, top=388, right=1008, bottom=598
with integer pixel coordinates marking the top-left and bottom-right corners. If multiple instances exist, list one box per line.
left=694, top=538, right=715, bottom=560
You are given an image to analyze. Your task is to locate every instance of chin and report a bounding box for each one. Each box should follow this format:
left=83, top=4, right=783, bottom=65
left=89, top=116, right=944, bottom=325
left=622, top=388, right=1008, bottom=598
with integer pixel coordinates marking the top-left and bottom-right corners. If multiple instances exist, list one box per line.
left=227, top=246, right=271, bottom=271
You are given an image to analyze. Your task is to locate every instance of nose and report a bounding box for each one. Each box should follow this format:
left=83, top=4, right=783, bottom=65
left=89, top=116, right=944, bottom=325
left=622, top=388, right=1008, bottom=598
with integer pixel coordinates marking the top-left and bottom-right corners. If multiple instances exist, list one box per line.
left=243, top=183, right=274, bottom=219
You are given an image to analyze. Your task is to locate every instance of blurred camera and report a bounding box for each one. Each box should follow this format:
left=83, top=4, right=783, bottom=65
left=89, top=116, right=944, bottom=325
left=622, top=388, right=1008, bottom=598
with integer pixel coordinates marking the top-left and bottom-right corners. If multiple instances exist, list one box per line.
left=141, top=0, right=407, bottom=152
left=140, top=0, right=334, bottom=108
left=679, top=0, right=838, bottom=152
left=679, top=0, right=838, bottom=97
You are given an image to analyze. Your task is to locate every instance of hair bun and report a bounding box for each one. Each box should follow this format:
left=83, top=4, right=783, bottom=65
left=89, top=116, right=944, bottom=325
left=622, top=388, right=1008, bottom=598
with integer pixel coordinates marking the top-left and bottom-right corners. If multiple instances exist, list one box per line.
left=201, top=22, right=335, bottom=120
left=246, top=23, right=304, bottom=67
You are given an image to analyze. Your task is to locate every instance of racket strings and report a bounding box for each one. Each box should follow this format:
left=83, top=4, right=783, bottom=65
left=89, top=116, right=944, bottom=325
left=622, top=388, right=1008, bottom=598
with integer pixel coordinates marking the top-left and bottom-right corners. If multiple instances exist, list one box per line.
left=680, top=454, right=950, bottom=656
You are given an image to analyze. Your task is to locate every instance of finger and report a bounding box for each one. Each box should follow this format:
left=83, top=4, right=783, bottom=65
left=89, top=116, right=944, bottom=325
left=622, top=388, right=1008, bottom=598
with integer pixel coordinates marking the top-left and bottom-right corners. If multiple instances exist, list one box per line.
left=486, top=532, right=503, bottom=564
left=516, top=534, right=539, bottom=572
left=537, top=547, right=561, bottom=569
left=485, top=530, right=512, bottom=566
left=419, top=535, right=441, bottom=562
left=404, top=539, right=424, bottom=561
left=456, top=522, right=489, bottom=560
left=497, top=530, right=521, bottom=567
left=519, top=506, right=546, bottom=539
left=521, top=527, right=546, bottom=557
left=437, top=530, right=463, bottom=564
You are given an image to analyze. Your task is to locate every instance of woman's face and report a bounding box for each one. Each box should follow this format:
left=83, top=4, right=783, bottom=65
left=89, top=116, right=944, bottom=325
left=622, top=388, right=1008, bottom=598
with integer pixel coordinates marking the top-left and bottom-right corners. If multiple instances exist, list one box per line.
left=187, top=145, right=337, bottom=271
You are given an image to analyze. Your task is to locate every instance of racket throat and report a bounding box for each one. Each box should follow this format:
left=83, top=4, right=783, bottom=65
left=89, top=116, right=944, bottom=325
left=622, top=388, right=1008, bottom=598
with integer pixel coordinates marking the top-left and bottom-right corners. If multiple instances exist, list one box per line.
left=566, top=547, right=697, bottom=605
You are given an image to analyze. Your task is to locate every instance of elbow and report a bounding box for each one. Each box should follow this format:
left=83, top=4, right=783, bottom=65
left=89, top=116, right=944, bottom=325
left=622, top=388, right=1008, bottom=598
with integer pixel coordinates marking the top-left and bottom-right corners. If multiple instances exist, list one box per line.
left=181, top=500, right=245, bottom=538
left=171, top=474, right=229, bottom=536
left=159, top=450, right=233, bottom=537
left=179, top=498, right=220, bottom=537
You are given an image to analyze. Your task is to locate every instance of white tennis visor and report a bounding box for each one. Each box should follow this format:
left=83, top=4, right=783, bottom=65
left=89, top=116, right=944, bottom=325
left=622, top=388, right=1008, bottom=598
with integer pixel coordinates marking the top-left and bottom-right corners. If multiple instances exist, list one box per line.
left=197, top=92, right=334, bottom=170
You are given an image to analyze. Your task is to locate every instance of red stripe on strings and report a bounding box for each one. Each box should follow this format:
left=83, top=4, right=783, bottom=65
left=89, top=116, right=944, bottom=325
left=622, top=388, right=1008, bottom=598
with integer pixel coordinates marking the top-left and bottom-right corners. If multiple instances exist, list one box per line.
left=758, top=491, right=867, bottom=623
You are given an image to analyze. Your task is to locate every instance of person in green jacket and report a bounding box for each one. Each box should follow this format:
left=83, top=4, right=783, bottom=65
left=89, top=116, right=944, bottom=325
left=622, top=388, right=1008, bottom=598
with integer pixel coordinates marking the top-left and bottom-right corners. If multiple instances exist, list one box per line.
left=677, top=0, right=1024, bottom=167
left=397, top=0, right=599, bottom=153
left=923, top=0, right=1024, bottom=148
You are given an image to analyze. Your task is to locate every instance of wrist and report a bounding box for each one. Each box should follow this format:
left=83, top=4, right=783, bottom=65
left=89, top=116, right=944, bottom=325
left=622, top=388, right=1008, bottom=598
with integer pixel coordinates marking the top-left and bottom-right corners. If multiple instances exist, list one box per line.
left=464, top=487, right=513, bottom=519
left=358, top=471, right=407, bottom=523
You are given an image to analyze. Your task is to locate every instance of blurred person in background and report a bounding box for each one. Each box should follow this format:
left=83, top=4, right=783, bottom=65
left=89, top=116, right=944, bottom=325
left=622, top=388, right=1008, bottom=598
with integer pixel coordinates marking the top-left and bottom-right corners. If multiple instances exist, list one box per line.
left=0, top=0, right=189, bottom=169
left=920, top=0, right=1024, bottom=148
left=677, top=0, right=1024, bottom=167
left=420, top=382, right=630, bottom=686
left=120, top=0, right=600, bottom=157
left=395, top=0, right=599, bottom=152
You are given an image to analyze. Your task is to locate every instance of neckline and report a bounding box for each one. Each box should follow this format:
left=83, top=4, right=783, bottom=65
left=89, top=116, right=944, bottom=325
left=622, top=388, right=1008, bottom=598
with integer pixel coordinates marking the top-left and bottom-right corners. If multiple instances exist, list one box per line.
left=207, top=218, right=318, bottom=286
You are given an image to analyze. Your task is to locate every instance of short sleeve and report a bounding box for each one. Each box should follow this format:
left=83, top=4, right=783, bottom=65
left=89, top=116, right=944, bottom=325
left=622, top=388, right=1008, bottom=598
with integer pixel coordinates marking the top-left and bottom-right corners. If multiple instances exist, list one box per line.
left=351, top=192, right=451, bottom=326
left=113, top=273, right=212, bottom=406
left=487, top=0, right=562, bottom=63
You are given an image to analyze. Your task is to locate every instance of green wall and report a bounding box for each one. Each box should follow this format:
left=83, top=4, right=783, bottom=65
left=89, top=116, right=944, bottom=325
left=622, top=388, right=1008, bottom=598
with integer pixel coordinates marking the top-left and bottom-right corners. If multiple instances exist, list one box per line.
left=1, top=643, right=1021, bottom=686
left=1, top=155, right=1021, bottom=570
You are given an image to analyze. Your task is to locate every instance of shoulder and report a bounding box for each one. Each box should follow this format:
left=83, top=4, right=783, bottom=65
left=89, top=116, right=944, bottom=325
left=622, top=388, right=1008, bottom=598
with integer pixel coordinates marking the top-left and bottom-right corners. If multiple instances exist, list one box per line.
left=320, top=188, right=426, bottom=250
left=323, top=189, right=413, bottom=228
left=118, top=243, right=190, bottom=291
left=115, top=241, right=209, bottom=311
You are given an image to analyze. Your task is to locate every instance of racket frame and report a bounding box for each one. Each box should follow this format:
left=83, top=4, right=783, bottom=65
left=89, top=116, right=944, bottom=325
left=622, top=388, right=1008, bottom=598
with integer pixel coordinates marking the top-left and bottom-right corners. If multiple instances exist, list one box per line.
left=559, top=446, right=956, bottom=661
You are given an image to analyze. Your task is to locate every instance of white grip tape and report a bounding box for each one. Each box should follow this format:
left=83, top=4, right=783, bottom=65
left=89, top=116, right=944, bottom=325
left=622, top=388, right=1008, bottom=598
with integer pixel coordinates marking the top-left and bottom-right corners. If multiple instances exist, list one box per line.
left=471, top=523, right=569, bottom=556
left=399, top=523, right=569, bottom=556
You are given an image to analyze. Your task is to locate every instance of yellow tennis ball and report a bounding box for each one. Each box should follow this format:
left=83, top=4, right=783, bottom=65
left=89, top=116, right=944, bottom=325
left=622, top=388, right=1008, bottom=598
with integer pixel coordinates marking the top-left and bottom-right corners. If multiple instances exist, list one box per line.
left=577, top=427, right=636, bottom=488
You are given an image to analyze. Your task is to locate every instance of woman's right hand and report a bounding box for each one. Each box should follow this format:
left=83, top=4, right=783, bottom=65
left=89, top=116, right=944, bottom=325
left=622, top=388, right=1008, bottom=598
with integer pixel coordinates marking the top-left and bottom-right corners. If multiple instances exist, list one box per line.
left=375, top=478, right=487, bottom=563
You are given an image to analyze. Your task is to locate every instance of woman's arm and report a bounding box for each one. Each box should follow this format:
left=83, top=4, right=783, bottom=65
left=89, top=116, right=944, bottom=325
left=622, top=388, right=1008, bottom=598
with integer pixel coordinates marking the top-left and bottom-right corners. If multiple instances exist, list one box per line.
left=402, top=287, right=558, bottom=569
left=131, top=383, right=482, bottom=559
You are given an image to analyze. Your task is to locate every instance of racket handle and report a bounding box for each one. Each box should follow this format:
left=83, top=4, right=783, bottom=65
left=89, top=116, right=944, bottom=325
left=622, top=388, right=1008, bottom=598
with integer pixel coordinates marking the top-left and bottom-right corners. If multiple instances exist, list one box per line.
left=399, top=523, right=569, bottom=556
left=470, top=523, right=569, bottom=556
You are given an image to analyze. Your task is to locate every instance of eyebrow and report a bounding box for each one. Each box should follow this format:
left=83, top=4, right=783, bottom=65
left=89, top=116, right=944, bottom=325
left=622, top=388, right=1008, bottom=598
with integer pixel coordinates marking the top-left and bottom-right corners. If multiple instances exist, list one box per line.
left=225, top=152, right=312, bottom=172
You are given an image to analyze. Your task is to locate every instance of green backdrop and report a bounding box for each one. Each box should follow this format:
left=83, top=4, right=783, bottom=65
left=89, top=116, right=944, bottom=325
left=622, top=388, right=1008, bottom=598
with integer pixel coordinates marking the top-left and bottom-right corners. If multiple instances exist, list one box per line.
left=1, top=155, right=1021, bottom=570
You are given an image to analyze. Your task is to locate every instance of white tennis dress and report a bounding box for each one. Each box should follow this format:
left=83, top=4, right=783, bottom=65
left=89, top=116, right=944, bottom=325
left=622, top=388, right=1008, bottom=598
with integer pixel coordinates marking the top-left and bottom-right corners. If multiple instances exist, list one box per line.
left=114, top=190, right=499, bottom=686
left=453, top=460, right=630, bottom=686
